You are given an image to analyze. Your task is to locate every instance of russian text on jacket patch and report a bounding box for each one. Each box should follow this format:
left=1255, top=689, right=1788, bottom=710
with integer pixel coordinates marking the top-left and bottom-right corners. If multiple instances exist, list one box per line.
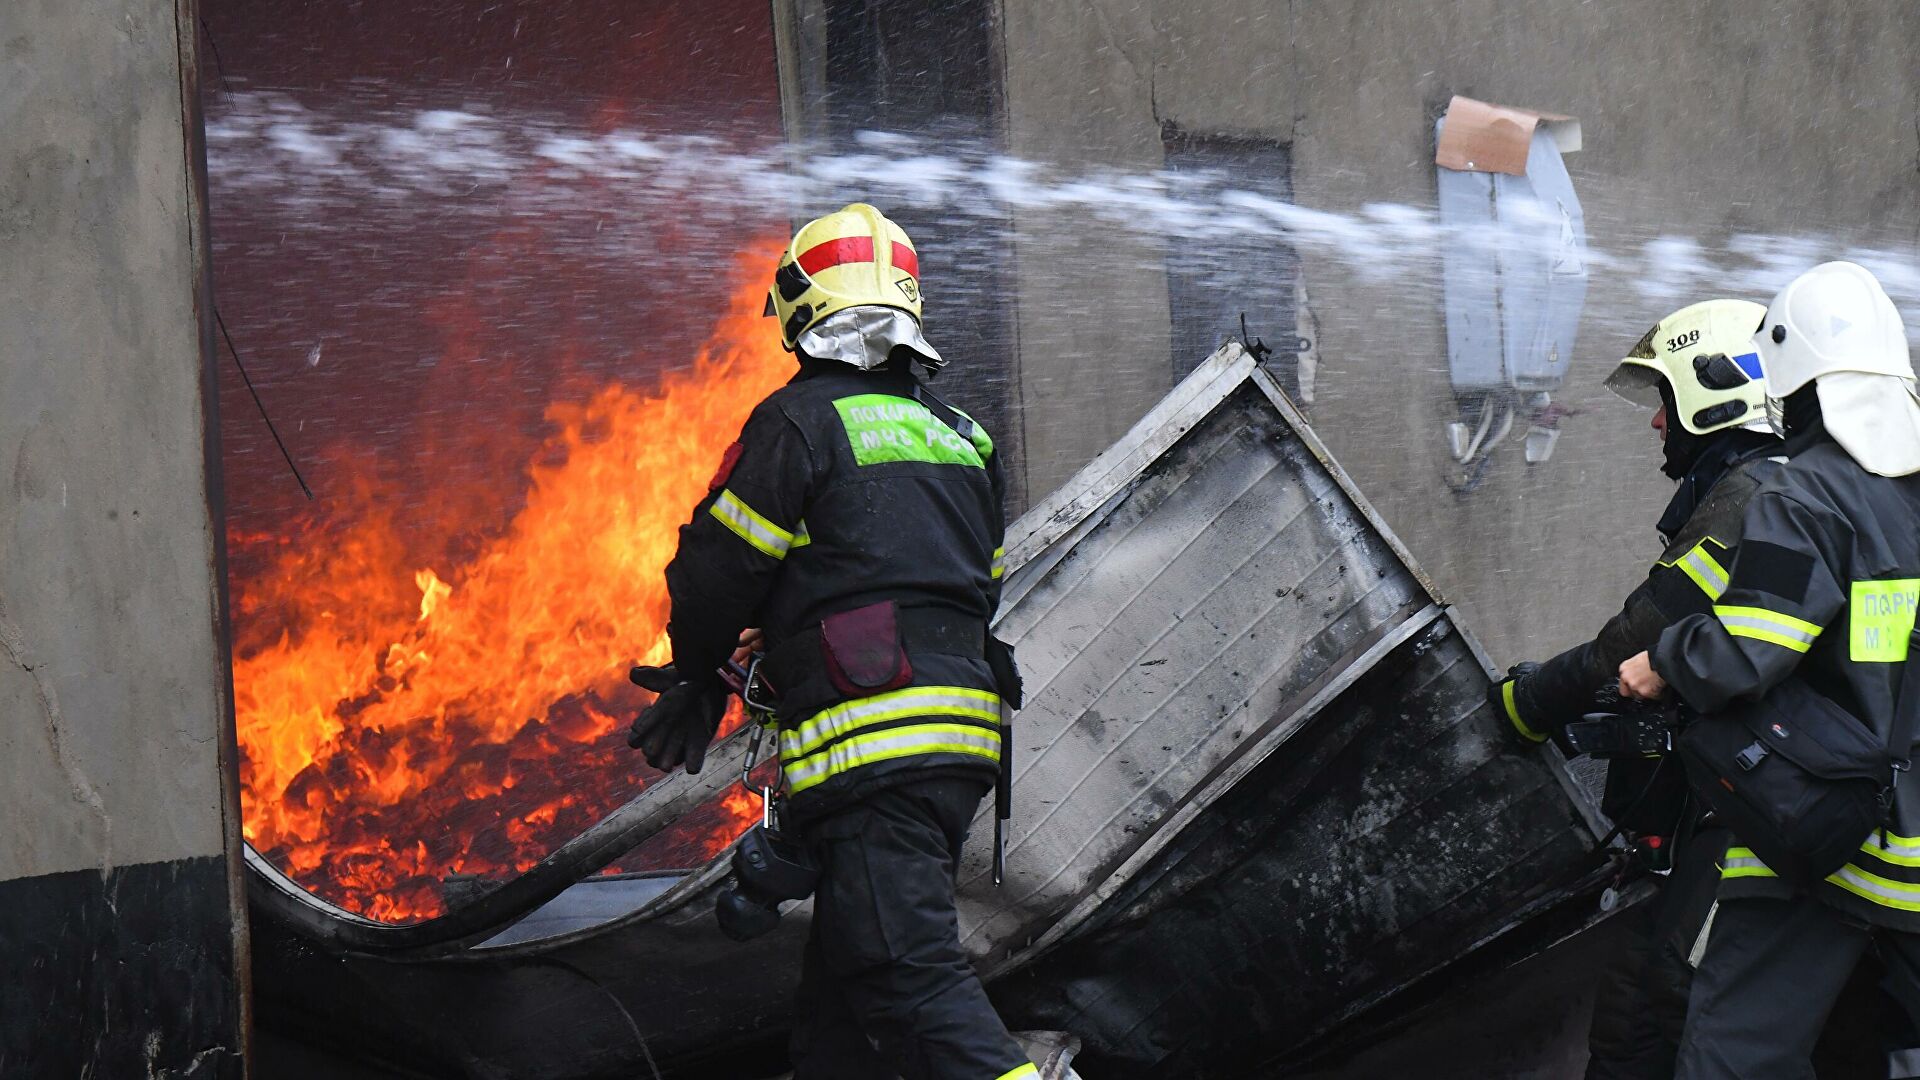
left=1851, top=578, right=1920, bottom=662
left=833, top=394, right=987, bottom=468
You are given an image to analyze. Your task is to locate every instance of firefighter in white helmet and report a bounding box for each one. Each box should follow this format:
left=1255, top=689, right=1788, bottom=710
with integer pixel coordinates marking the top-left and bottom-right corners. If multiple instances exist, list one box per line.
left=627, top=204, right=1039, bottom=1080
left=1619, top=262, right=1920, bottom=1077
left=1491, top=298, right=1783, bottom=1077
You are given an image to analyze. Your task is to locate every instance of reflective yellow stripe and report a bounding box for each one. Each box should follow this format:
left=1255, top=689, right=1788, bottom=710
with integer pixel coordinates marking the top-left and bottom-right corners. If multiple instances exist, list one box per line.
left=1720, top=845, right=1778, bottom=879
left=991, top=545, right=1005, bottom=581
left=993, top=1066, right=1040, bottom=1080
left=780, top=685, right=1002, bottom=761
left=708, top=489, right=794, bottom=559
left=1502, top=680, right=1545, bottom=743
left=1713, top=604, right=1821, bottom=652
left=1713, top=604, right=1821, bottom=636
left=1720, top=844, right=1920, bottom=914
left=1720, top=843, right=1920, bottom=914
left=791, top=520, right=811, bottom=549
left=1723, top=624, right=1815, bottom=653
left=1828, top=863, right=1920, bottom=912
left=784, top=722, right=1003, bottom=794
left=1859, top=830, right=1920, bottom=867
left=1677, top=542, right=1731, bottom=600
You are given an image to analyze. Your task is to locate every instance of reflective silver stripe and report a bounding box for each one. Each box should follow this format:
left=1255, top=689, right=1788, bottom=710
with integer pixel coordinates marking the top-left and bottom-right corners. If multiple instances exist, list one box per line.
left=1884, top=1048, right=1920, bottom=1076
left=784, top=724, right=1002, bottom=794
left=1829, top=864, right=1920, bottom=911
left=1681, top=547, right=1730, bottom=598
left=709, top=489, right=793, bottom=559
left=1864, top=830, right=1920, bottom=861
left=1713, top=606, right=1820, bottom=651
left=1716, top=614, right=1818, bottom=643
left=780, top=686, right=1001, bottom=760
left=1720, top=848, right=1776, bottom=878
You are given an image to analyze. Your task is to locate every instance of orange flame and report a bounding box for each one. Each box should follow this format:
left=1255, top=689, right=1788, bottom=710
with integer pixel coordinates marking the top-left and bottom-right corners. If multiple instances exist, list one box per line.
left=233, top=243, right=791, bottom=921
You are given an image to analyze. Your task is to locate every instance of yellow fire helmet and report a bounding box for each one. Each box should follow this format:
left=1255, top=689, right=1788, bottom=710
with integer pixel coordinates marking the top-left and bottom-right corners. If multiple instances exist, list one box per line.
left=1604, top=298, right=1772, bottom=434
left=767, top=203, right=925, bottom=350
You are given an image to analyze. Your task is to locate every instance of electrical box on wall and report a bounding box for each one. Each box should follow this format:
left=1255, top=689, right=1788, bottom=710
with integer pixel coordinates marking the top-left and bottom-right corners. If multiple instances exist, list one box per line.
left=1434, top=95, right=1588, bottom=486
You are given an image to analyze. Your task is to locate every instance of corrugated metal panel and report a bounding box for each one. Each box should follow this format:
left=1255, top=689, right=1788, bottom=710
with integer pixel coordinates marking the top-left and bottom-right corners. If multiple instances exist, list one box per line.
left=959, top=348, right=1438, bottom=968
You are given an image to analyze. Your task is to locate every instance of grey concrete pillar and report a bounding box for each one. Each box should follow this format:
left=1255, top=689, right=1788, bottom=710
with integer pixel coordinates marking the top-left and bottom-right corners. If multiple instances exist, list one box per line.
left=0, top=0, right=248, bottom=1076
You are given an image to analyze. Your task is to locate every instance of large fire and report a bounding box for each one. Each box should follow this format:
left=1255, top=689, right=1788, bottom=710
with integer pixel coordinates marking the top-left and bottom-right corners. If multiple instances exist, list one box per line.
left=232, top=247, right=791, bottom=922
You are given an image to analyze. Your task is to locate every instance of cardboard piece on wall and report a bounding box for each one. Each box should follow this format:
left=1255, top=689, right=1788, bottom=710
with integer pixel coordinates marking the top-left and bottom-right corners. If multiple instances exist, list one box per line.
left=1435, top=95, right=1582, bottom=175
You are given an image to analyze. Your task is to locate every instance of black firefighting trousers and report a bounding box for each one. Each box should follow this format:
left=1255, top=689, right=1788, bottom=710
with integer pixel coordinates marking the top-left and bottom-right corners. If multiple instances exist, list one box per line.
left=1584, top=828, right=1729, bottom=1080
left=788, top=777, right=1035, bottom=1080
left=1677, top=894, right=1920, bottom=1080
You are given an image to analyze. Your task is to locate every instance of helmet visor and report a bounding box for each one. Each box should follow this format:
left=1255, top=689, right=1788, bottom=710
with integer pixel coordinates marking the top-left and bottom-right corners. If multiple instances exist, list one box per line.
left=1603, top=359, right=1667, bottom=410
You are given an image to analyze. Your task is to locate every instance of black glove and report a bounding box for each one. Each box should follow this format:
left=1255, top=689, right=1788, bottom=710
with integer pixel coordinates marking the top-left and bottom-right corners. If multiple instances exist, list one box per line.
left=1489, top=661, right=1547, bottom=746
left=627, top=664, right=729, bottom=775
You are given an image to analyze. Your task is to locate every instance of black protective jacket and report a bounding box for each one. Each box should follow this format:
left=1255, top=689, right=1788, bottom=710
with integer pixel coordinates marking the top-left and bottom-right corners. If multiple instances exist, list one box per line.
left=663, top=358, right=1009, bottom=819
left=1653, top=433, right=1920, bottom=931
left=1505, top=437, right=1777, bottom=828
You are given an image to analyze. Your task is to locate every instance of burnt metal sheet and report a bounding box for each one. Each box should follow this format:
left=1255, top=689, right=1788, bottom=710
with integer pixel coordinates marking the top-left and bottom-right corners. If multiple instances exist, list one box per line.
left=988, top=612, right=1603, bottom=1077
left=245, top=344, right=1606, bottom=1078
left=958, top=347, right=1443, bottom=970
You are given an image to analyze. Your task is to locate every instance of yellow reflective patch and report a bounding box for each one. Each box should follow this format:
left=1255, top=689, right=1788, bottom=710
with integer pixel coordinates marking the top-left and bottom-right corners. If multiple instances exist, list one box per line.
left=834, top=394, right=985, bottom=468
left=1850, top=578, right=1920, bottom=662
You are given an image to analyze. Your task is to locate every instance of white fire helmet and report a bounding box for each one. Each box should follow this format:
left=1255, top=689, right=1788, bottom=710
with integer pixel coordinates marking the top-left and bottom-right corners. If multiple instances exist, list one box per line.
left=1755, top=261, right=1920, bottom=477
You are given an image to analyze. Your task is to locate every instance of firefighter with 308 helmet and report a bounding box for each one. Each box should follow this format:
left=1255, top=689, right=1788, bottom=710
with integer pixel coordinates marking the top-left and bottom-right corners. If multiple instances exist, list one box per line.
left=1488, top=298, right=1781, bottom=1078
left=1619, top=262, right=1920, bottom=1078
left=626, top=204, right=1038, bottom=1080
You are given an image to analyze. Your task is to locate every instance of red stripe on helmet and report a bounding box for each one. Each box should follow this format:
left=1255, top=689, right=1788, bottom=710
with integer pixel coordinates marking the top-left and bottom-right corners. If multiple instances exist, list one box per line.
left=890, top=242, right=919, bottom=279
left=796, top=236, right=873, bottom=275
left=795, top=236, right=921, bottom=281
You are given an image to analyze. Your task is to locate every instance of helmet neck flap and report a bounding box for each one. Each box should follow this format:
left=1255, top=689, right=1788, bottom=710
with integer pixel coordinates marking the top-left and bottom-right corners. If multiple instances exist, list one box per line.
left=1757, top=262, right=1920, bottom=477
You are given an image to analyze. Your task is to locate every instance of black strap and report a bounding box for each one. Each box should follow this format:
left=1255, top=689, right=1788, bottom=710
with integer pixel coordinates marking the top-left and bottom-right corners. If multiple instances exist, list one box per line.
left=910, top=382, right=976, bottom=443
left=763, top=607, right=988, bottom=692
left=1871, top=627, right=1920, bottom=836
left=1890, top=627, right=1920, bottom=767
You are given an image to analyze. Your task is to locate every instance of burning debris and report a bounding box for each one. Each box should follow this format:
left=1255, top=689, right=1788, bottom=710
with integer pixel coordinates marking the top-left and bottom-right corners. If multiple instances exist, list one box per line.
left=243, top=346, right=1609, bottom=1079
left=232, top=249, right=787, bottom=920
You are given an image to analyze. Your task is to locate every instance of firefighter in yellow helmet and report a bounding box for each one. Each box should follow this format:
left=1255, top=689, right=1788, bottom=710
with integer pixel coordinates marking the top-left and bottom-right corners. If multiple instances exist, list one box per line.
left=628, top=204, right=1039, bottom=1080
left=1491, top=299, right=1783, bottom=1078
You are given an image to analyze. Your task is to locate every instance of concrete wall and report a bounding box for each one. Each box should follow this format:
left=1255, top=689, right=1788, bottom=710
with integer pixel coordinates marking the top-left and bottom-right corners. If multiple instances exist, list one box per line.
left=0, top=0, right=247, bottom=1075
left=998, top=0, right=1920, bottom=669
